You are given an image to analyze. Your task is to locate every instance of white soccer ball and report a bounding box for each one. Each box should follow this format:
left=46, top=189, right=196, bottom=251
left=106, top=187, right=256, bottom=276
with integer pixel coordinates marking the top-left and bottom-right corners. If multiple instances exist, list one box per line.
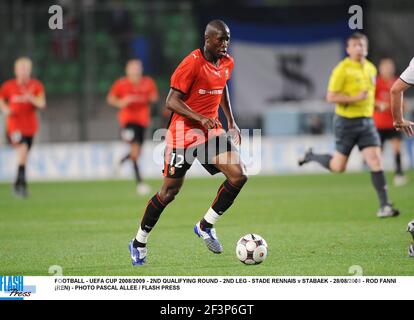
left=236, top=234, right=268, bottom=265
left=407, top=220, right=414, bottom=234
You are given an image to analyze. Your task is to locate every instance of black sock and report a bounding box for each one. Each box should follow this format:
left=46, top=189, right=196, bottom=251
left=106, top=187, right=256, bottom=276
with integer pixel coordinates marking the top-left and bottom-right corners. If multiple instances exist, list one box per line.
left=132, top=160, right=142, bottom=183
left=133, top=239, right=146, bottom=248
left=395, top=153, right=403, bottom=175
left=120, top=153, right=130, bottom=165
left=140, top=193, right=167, bottom=233
left=371, top=171, right=389, bottom=208
left=200, top=218, right=213, bottom=230
left=16, top=165, right=26, bottom=185
left=309, top=153, right=332, bottom=170
left=211, top=180, right=243, bottom=215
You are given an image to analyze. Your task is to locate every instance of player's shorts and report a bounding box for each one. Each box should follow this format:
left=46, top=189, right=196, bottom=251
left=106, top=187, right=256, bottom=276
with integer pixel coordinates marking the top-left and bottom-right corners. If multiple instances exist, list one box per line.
left=334, top=115, right=381, bottom=156
left=7, top=131, right=34, bottom=150
left=163, top=134, right=237, bottom=178
left=121, top=123, right=145, bottom=144
left=377, top=128, right=402, bottom=145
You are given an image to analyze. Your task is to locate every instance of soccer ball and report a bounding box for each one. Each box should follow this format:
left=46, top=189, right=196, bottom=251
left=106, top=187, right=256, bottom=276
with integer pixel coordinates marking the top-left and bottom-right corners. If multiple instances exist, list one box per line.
left=407, top=220, right=414, bottom=237
left=409, top=244, right=414, bottom=258
left=236, top=234, right=268, bottom=265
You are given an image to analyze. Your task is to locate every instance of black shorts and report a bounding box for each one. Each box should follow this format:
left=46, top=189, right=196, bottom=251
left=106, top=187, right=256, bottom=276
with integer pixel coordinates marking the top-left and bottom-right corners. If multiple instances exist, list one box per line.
left=163, top=134, right=237, bottom=178
left=334, top=115, right=381, bottom=156
left=121, top=123, right=145, bottom=144
left=377, top=128, right=402, bottom=146
left=7, top=132, right=34, bottom=150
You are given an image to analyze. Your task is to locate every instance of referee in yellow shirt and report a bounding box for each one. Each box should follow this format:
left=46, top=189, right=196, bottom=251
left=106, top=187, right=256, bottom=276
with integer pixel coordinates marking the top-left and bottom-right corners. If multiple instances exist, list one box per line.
left=299, top=32, right=399, bottom=218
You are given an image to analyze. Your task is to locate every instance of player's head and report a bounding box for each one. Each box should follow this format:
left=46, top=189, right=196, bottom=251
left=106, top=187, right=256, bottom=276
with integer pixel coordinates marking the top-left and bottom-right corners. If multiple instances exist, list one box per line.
left=126, top=59, right=143, bottom=79
left=346, top=32, right=368, bottom=60
left=204, top=20, right=230, bottom=59
left=14, top=57, right=33, bottom=81
left=378, top=57, right=395, bottom=78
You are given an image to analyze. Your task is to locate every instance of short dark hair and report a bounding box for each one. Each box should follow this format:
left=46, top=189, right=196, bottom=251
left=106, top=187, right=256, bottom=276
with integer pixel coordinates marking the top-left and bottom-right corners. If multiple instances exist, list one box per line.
left=346, top=32, right=368, bottom=46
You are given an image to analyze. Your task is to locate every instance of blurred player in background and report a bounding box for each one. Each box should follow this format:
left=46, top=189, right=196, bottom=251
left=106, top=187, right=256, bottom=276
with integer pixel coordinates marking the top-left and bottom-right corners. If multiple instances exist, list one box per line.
left=390, top=57, right=414, bottom=136
left=0, top=57, right=46, bottom=198
left=374, top=58, right=407, bottom=186
left=107, top=59, right=159, bottom=195
left=128, top=20, right=247, bottom=266
left=299, top=33, right=399, bottom=218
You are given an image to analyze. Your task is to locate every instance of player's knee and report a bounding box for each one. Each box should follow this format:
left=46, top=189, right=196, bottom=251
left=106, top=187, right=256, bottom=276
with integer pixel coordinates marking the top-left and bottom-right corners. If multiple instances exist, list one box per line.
left=229, top=173, right=248, bottom=188
left=331, top=163, right=346, bottom=173
left=159, top=186, right=180, bottom=204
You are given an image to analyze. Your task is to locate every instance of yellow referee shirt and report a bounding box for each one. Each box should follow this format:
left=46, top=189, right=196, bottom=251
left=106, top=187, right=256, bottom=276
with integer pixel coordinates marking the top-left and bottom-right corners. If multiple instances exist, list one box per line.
left=328, top=57, right=377, bottom=118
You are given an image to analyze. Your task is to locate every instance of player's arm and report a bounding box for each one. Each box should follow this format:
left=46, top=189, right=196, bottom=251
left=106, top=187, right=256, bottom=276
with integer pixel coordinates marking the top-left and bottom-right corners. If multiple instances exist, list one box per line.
left=166, top=88, right=219, bottom=129
left=326, top=91, right=368, bottom=104
left=390, top=78, right=414, bottom=136
left=220, top=84, right=240, bottom=144
left=28, top=92, right=46, bottom=109
left=107, top=93, right=131, bottom=109
left=0, top=98, right=11, bottom=116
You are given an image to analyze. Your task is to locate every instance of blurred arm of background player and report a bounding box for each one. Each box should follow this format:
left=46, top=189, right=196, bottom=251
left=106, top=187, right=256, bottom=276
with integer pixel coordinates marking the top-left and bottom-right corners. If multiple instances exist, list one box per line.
left=0, top=97, right=11, bottom=116
left=326, top=90, right=368, bottom=104
left=220, top=84, right=240, bottom=145
left=107, top=93, right=133, bottom=109
left=165, top=88, right=219, bottom=130
left=390, top=79, right=414, bottom=136
left=24, top=89, right=46, bottom=110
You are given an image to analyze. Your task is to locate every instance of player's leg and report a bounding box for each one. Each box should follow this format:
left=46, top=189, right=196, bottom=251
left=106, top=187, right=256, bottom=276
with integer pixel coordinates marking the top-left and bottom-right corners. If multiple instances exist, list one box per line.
left=390, top=135, right=407, bottom=186
left=129, top=177, right=185, bottom=265
left=299, top=149, right=349, bottom=173
left=130, top=141, right=150, bottom=195
left=299, top=116, right=353, bottom=173
left=195, top=143, right=248, bottom=254
left=361, top=146, right=399, bottom=217
left=359, top=121, right=399, bottom=217
left=13, top=137, right=32, bottom=198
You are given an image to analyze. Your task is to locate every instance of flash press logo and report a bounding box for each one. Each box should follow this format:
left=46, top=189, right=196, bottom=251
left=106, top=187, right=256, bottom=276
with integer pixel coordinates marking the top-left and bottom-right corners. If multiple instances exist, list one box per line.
left=0, top=276, right=34, bottom=300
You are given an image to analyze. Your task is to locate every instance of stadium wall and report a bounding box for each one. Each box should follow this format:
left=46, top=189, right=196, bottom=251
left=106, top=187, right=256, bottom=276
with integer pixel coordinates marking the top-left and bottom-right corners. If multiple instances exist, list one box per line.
left=0, top=136, right=412, bottom=182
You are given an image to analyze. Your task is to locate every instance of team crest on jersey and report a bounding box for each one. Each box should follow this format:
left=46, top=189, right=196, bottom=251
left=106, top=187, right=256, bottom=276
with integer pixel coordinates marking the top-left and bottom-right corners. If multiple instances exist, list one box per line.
left=169, top=166, right=175, bottom=176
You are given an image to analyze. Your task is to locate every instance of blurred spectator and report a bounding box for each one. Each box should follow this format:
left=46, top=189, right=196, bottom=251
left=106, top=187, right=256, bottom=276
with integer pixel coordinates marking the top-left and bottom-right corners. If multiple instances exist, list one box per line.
left=108, top=0, right=133, bottom=64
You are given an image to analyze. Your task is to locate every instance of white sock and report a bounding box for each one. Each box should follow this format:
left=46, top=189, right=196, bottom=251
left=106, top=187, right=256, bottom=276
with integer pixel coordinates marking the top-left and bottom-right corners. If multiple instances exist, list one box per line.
left=135, top=227, right=149, bottom=244
left=203, top=207, right=221, bottom=225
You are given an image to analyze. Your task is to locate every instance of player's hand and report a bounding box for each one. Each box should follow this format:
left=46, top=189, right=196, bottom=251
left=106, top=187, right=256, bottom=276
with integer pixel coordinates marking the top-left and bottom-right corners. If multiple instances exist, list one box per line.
left=1, top=105, right=11, bottom=116
left=228, top=122, right=241, bottom=145
left=119, top=96, right=134, bottom=109
left=199, top=117, right=220, bottom=130
left=354, top=91, right=368, bottom=102
left=394, top=119, right=414, bottom=136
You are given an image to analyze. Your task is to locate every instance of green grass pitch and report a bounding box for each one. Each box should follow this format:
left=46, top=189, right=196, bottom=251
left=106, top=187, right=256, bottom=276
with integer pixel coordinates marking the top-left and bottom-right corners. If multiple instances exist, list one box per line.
left=1, top=172, right=413, bottom=276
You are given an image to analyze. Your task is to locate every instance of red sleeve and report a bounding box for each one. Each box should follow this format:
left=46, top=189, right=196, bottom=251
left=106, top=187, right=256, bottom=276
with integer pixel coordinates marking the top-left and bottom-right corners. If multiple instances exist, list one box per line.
left=0, top=82, right=10, bottom=100
left=34, top=81, right=45, bottom=96
left=148, top=77, right=158, bottom=97
left=227, top=56, right=235, bottom=81
left=170, top=55, right=198, bottom=94
left=108, top=80, right=122, bottom=98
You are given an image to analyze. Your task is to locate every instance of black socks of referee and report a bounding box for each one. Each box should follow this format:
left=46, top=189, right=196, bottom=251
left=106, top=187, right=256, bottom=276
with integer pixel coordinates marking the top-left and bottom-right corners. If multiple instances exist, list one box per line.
left=308, top=153, right=333, bottom=170
left=200, top=180, right=243, bottom=230
left=395, top=153, right=403, bottom=176
left=371, top=171, right=389, bottom=208
left=133, top=193, right=166, bottom=248
left=15, top=165, right=26, bottom=186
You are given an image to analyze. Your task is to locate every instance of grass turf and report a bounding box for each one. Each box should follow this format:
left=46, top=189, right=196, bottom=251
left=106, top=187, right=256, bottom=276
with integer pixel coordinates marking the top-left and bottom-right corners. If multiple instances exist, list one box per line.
left=0, top=172, right=413, bottom=276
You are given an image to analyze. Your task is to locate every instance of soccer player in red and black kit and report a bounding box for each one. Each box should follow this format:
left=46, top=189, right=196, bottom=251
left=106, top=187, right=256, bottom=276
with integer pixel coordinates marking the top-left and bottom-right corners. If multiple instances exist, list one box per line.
left=0, top=57, right=46, bottom=198
left=373, top=58, right=407, bottom=186
left=107, top=59, right=159, bottom=195
left=128, top=20, right=247, bottom=265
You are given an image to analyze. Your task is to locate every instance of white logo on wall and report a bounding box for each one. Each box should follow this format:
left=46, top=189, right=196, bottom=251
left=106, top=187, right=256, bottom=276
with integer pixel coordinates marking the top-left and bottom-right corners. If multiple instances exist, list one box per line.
left=348, top=5, right=363, bottom=30
left=49, top=5, right=63, bottom=30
